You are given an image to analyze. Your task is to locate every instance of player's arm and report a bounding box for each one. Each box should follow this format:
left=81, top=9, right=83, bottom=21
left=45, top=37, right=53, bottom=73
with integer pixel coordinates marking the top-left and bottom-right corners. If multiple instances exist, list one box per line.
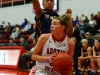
left=85, top=47, right=92, bottom=59
left=31, top=34, right=49, bottom=62
left=67, top=18, right=73, bottom=36
left=67, top=38, right=75, bottom=58
left=78, top=48, right=84, bottom=59
left=66, top=12, right=73, bottom=36
left=79, top=48, right=83, bottom=57
left=33, top=0, right=44, bottom=18
left=92, top=46, right=96, bottom=57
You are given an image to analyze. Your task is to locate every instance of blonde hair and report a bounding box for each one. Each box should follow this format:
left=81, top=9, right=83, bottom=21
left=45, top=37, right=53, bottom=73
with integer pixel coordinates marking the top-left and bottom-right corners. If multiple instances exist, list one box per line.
left=55, top=14, right=72, bottom=34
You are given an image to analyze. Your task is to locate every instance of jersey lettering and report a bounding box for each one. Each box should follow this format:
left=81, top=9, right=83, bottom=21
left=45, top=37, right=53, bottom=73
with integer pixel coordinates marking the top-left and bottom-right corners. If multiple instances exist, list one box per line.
left=47, top=48, right=65, bottom=54
left=45, top=66, right=55, bottom=72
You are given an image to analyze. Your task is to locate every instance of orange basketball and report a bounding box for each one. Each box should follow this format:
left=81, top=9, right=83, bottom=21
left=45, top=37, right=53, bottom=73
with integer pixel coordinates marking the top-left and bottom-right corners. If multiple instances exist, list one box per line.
left=51, top=53, right=72, bottom=73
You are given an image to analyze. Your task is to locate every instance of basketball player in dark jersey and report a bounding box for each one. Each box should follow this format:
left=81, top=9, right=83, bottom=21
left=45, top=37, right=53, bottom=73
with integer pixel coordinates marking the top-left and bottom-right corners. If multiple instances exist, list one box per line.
left=91, top=39, right=100, bottom=75
left=77, top=39, right=92, bottom=75
left=33, top=0, right=73, bottom=38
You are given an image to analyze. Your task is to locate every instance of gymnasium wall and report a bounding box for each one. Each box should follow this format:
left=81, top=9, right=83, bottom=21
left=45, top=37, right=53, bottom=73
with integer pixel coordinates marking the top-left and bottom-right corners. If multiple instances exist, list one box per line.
left=0, top=0, right=100, bottom=25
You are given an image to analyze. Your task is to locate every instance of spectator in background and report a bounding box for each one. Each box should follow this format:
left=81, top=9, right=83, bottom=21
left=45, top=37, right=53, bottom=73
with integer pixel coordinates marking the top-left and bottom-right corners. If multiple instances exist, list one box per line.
left=19, top=39, right=37, bottom=71
left=94, top=11, right=100, bottom=32
left=28, top=30, right=36, bottom=40
left=1, top=21, right=6, bottom=28
left=84, top=32, right=94, bottom=47
left=21, top=18, right=28, bottom=28
left=71, top=37, right=82, bottom=75
left=33, top=0, right=73, bottom=38
left=73, top=15, right=79, bottom=26
left=97, top=36, right=100, bottom=41
left=72, top=26, right=82, bottom=43
left=3, top=22, right=13, bottom=39
left=0, top=23, right=4, bottom=40
left=10, top=27, right=19, bottom=40
left=85, top=16, right=89, bottom=23
left=28, top=24, right=36, bottom=34
left=18, top=36, right=30, bottom=51
left=14, top=24, right=20, bottom=37
left=8, top=38, right=16, bottom=46
left=20, top=21, right=31, bottom=32
left=88, top=18, right=97, bottom=35
left=80, top=20, right=88, bottom=36
left=79, top=14, right=86, bottom=29
left=90, top=13, right=94, bottom=21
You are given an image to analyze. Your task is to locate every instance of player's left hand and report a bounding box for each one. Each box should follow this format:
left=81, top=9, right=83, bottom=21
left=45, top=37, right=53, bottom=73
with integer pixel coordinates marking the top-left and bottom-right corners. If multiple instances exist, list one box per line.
left=49, top=53, right=57, bottom=62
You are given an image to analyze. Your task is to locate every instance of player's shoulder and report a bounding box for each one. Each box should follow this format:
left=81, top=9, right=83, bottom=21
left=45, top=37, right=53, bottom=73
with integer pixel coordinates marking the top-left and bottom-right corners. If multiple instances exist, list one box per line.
left=40, top=34, right=50, bottom=38
left=38, top=34, right=50, bottom=42
left=67, top=37, right=75, bottom=47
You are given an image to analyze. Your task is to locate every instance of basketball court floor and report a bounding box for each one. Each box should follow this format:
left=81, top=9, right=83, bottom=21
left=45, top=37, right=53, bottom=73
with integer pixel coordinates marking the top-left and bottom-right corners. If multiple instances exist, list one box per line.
left=0, top=69, right=29, bottom=75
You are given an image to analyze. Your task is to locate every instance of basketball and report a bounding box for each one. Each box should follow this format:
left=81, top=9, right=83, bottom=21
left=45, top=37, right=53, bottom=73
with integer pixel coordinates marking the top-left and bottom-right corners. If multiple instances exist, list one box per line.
left=51, top=53, right=72, bottom=73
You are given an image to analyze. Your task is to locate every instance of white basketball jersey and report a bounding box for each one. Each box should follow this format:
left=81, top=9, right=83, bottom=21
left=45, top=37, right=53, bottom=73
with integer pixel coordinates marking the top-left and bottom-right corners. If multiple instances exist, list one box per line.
left=36, top=35, right=69, bottom=72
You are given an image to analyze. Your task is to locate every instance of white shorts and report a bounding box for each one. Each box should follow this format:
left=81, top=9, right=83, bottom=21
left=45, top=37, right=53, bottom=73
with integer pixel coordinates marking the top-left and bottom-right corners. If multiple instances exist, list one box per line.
left=29, top=66, right=61, bottom=75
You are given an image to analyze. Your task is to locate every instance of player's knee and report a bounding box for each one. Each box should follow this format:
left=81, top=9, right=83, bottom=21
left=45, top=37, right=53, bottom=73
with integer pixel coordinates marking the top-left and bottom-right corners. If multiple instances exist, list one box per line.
left=97, top=58, right=100, bottom=63
left=91, top=58, right=95, bottom=63
left=85, top=59, right=90, bottom=66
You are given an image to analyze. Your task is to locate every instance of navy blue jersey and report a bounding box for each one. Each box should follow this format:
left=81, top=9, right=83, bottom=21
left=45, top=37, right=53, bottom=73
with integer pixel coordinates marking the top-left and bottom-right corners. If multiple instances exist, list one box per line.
left=35, top=10, right=59, bottom=38
left=82, top=47, right=88, bottom=57
left=94, top=47, right=100, bottom=56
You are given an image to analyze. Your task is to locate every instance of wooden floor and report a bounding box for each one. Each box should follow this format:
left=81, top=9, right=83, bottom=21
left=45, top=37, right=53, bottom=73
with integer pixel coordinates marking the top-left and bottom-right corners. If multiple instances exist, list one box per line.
left=0, top=69, right=29, bottom=75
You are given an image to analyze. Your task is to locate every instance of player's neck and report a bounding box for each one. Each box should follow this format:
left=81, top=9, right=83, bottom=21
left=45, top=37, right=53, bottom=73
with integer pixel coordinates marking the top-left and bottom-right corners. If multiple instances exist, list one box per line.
left=83, top=45, right=88, bottom=49
left=52, top=34, right=66, bottom=42
left=96, top=46, right=100, bottom=49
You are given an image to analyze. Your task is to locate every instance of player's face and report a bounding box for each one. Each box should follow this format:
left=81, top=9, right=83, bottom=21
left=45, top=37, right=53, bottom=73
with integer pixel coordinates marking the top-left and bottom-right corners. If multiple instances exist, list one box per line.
left=94, top=40, right=100, bottom=47
left=82, top=42, right=88, bottom=47
left=9, top=40, right=13, bottom=44
left=51, top=19, right=65, bottom=35
left=32, top=40, right=37, bottom=46
left=42, top=0, right=54, bottom=11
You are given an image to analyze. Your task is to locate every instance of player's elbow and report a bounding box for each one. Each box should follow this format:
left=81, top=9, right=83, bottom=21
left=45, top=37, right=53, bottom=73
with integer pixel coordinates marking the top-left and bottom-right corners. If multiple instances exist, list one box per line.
left=31, top=54, right=35, bottom=61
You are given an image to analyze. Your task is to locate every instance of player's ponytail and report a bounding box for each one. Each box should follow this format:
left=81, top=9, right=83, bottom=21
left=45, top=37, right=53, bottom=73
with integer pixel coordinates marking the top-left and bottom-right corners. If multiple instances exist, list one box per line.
left=55, top=14, right=72, bottom=34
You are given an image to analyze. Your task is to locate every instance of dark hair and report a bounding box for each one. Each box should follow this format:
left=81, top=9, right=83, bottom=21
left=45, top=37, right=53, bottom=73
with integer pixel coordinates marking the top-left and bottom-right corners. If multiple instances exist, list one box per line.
left=9, top=38, right=14, bottom=42
left=94, top=39, right=100, bottom=43
left=55, top=14, right=72, bottom=34
left=20, top=35, right=25, bottom=39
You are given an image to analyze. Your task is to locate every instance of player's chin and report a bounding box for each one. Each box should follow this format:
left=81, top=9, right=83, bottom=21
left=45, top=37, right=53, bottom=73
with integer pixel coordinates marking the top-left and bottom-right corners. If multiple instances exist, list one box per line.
left=47, top=7, right=53, bottom=11
left=50, top=32, right=54, bottom=35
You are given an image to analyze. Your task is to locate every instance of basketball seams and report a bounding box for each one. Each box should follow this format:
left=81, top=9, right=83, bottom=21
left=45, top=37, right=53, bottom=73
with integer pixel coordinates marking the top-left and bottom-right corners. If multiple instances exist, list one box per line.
left=53, top=63, right=72, bottom=67
left=52, top=57, right=72, bottom=66
left=51, top=53, right=72, bottom=73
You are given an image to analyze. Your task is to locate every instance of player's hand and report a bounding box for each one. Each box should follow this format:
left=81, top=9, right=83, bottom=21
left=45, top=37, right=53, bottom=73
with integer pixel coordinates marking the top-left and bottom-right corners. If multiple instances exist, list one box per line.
left=66, top=13, right=72, bottom=18
left=49, top=53, right=57, bottom=62
left=78, top=56, right=84, bottom=59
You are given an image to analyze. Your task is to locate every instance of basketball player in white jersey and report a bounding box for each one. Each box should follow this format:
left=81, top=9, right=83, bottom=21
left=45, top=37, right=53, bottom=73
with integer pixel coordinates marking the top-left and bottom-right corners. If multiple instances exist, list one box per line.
left=29, top=14, right=75, bottom=75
